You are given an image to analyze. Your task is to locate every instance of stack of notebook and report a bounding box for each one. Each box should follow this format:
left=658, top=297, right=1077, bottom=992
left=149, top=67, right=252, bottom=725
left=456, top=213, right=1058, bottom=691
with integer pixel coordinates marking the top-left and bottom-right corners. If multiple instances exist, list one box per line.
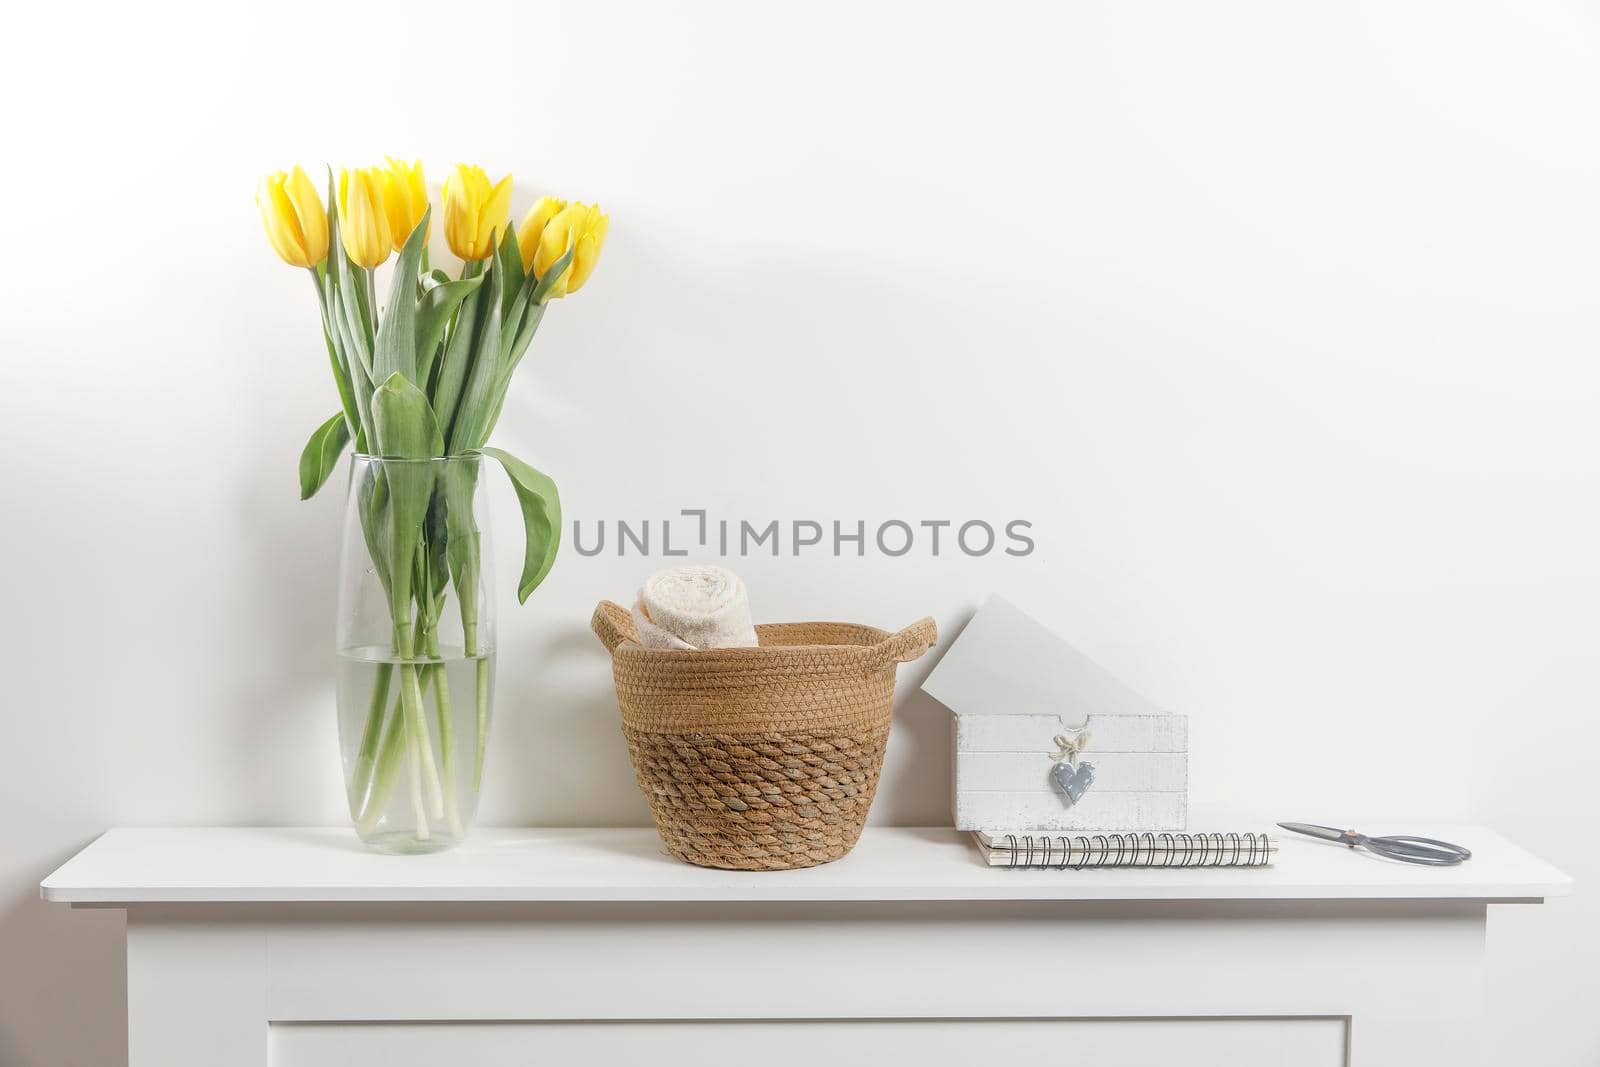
left=974, top=829, right=1277, bottom=869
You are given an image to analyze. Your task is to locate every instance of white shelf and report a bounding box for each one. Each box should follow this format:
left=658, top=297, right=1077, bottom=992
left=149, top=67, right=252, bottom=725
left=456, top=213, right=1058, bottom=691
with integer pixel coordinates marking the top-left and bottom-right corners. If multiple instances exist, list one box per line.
left=40, top=825, right=1569, bottom=905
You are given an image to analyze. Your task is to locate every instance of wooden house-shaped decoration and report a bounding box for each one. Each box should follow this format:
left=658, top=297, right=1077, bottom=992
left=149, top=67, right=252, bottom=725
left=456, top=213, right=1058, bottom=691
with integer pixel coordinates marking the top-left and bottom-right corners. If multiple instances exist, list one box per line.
left=922, top=595, right=1188, bottom=833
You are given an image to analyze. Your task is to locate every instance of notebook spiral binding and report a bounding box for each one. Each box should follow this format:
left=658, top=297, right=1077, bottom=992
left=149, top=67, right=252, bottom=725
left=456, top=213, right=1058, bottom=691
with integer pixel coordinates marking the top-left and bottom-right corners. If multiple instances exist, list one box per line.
left=1001, top=831, right=1273, bottom=870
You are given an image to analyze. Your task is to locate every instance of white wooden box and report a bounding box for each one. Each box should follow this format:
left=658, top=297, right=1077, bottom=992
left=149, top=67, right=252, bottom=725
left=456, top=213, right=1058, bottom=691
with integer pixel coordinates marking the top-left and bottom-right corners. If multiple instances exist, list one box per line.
left=922, top=595, right=1189, bottom=833
left=951, top=712, right=1188, bottom=831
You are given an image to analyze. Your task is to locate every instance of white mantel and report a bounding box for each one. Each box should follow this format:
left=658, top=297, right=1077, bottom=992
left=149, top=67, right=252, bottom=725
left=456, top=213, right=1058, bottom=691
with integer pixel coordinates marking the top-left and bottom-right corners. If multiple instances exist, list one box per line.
left=43, top=826, right=1570, bottom=1067
left=43, top=825, right=1565, bottom=905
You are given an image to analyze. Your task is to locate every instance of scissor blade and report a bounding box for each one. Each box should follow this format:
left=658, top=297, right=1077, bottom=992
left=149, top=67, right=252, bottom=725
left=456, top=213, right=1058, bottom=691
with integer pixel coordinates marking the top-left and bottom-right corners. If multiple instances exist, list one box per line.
left=1278, top=822, right=1346, bottom=842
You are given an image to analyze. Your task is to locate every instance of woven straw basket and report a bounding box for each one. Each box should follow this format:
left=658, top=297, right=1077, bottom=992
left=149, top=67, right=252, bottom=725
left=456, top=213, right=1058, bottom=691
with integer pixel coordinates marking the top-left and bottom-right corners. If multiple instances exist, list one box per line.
left=592, top=601, right=937, bottom=871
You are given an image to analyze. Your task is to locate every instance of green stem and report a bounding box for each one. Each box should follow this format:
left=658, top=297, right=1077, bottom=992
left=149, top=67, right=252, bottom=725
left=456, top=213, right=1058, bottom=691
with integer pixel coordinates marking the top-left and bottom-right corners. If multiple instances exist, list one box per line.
left=474, top=657, right=490, bottom=789
left=373, top=594, right=442, bottom=838
left=467, top=623, right=490, bottom=790
left=357, top=695, right=405, bottom=836
left=424, top=629, right=463, bottom=837
left=356, top=668, right=434, bottom=836
left=404, top=698, right=429, bottom=839
left=397, top=646, right=444, bottom=821
left=347, top=661, right=393, bottom=818
left=445, top=463, right=489, bottom=793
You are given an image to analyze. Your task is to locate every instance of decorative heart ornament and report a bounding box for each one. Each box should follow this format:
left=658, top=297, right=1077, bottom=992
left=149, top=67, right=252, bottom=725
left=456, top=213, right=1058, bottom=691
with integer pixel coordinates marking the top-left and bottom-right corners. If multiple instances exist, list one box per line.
left=1051, top=760, right=1096, bottom=806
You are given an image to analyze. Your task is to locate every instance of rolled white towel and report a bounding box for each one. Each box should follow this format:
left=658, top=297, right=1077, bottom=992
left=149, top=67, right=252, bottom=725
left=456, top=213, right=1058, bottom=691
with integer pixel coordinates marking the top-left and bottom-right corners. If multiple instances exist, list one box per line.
left=631, top=565, right=759, bottom=650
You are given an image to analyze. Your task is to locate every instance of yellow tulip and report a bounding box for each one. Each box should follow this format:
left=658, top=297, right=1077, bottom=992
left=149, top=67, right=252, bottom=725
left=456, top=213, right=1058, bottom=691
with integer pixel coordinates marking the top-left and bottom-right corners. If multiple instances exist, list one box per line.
left=380, top=157, right=429, bottom=253
left=531, top=202, right=609, bottom=298
left=441, top=164, right=513, bottom=262
left=256, top=166, right=328, bottom=268
left=337, top=167, right=392, bottom=269
left=516, top=196, right=567, bottom=273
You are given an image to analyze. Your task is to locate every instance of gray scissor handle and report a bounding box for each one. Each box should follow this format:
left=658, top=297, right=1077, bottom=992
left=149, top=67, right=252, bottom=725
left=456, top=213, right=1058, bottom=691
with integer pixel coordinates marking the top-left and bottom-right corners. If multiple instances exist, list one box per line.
left=1359, top=833, right=1472, bottom=866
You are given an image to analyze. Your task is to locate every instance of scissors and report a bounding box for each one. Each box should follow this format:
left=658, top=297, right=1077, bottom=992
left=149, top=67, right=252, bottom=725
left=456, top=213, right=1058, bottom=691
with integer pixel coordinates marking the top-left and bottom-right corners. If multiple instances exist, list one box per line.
left=1278, top=822, right=1472, bottom=866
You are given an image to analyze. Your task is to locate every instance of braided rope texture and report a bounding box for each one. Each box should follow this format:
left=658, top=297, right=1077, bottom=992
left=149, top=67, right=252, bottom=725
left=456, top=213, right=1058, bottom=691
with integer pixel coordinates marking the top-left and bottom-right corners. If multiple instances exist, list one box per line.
left=621, top=724, right=891, bottom=870
left=595, top=602, right=933, bottom=870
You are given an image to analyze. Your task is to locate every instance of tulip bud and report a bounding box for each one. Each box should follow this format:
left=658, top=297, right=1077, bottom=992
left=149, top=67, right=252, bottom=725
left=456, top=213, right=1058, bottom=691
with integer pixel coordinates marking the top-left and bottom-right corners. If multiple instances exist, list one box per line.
left=256, top=166, right=329, bottom=268
left=517, top=197, right=567, bottom=273
left=532, top=202, right=609, bottom=298
left=380, top=158, right=429, bottom=253
left=337, top=168, right=392, bottom=269
left=441, top=164, right=513, bottom=262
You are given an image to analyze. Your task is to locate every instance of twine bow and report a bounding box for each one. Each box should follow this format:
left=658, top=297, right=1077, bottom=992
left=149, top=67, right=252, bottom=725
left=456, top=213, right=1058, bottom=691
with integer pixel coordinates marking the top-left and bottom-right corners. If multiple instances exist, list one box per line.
left=1050, top=730, right=1091, bottom=764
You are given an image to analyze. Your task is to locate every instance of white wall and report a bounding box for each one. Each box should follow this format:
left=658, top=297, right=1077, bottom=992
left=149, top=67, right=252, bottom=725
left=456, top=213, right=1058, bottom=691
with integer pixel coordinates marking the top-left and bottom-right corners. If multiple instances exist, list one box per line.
left=2, top=0, right=1596, bottom=1061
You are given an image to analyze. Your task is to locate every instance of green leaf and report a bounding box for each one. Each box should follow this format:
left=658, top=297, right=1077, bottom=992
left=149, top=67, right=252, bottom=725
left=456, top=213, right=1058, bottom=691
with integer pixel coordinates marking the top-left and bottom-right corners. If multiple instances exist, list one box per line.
left=312, top=261, right=361, bottom=450
left=443, top=459, right=484, bottom=627
left=424, top=490, right=451, bottom=607
left=298, top=412, right=350, bottom=500
left=326, top=172, right=373, bottom=378
left=431, top=289, right=479, bottom=436
left=483, top=447, right=561, bottom=603
left=356, top=463, right=393, bottom=600
left=478, top=302, right=545, bottom=443
left=372, top=209, right=431, bottom=385
left=530, top=244, right=575, bottom=305
left=331, top=268, right=373, bottom=388
left=509, top=299, right=546, bottom=364
left=371, top=372, right=444, bottom=460
left=499, top=271, right=535, bottom=366
left=318, top=308, right=361, bottom=449
left=496, top=227, right=526, bottom=321
left=448, top=257, right=504, bottom=454
left=324, top=270, right=373, bottom=451
left=416, top=275, right=484, bottom=390
left=370, top=373, right=444, bottom=654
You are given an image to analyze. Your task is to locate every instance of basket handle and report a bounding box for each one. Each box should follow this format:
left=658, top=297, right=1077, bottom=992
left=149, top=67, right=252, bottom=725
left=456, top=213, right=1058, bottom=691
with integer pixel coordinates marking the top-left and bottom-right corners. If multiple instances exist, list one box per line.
left=871, top=616, right=938, bottom=667
left=592, top=600, right=638, bottom=654
left=593, top=600, right=937, bottom=664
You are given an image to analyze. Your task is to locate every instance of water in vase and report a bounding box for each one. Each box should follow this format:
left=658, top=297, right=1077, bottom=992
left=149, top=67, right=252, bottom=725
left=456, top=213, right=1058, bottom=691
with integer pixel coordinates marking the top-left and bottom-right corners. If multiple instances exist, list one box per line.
left=336, top=644, right=495, bottom=854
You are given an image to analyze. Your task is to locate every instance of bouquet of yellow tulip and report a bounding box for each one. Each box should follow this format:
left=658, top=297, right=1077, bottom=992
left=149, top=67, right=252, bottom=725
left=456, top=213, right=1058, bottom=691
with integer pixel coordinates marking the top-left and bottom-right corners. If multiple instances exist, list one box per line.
left=258, top=159, right=607, bottom=850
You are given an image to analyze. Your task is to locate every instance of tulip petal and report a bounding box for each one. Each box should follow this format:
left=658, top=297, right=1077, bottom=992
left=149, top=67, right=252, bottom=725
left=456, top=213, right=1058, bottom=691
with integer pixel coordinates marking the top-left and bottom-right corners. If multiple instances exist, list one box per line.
left=442, top=164, right=512, bottom=262
left=532, top=203, right=573, bottom=281
left=381, top=157, right=428, bottom=253
left=285, top=166, right=328, bottom=265
left=443, top=165, right=482, bottom=261
left=567, top=205, right=608, bottom=293
left=258, top=172, right=313, bottom=267
left=338, top=168, right=392, bottom=269
left=483, top=174, right=514, bottom=256
left=517, top=196, right=566, bottom=273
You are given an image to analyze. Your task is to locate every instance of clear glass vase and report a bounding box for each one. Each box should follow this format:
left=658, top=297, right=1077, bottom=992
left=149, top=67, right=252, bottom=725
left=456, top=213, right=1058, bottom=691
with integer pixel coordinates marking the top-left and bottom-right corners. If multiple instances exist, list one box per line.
left=335, top=454, right=496, bottom=854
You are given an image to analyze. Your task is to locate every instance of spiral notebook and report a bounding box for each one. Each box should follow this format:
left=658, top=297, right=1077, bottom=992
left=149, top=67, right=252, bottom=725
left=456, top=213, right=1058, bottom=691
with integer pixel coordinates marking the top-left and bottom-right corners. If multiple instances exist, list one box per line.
left=975, top=830, right=1277, bottom=869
